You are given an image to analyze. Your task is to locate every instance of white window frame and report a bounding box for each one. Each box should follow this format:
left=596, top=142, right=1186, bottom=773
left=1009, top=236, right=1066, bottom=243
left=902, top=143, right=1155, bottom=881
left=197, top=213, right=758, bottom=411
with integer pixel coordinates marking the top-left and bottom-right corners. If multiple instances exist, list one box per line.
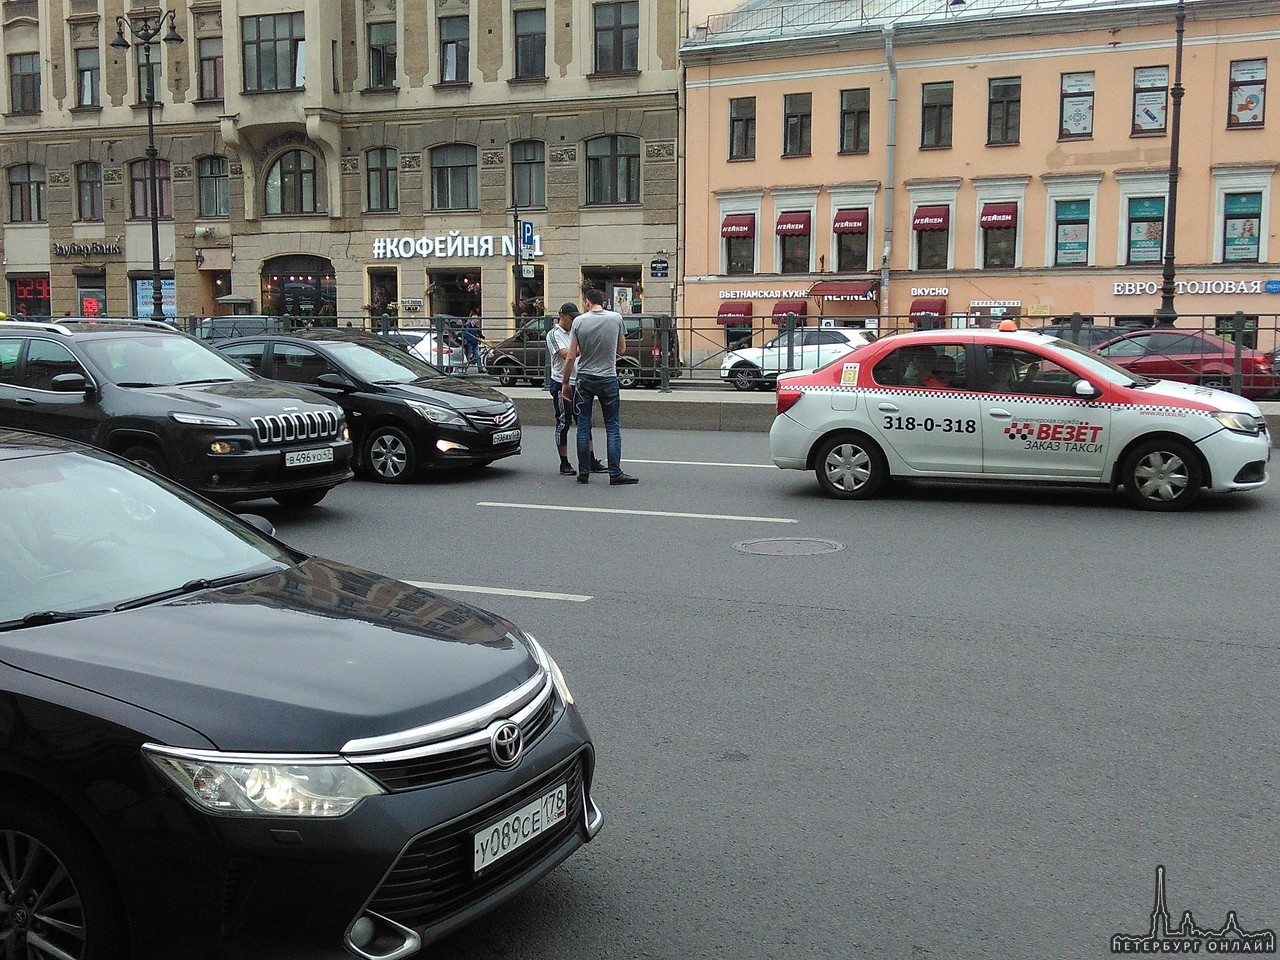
left=1210, top=164, right=1273, bottom=264
left=972, top=176, right=1029, bottom=270
left=1113, top=171, right=1168, bottom=268
left=827, top=185, right=877, bottom=274
left=716, top=190, right=763, bottom=277
left=771, top=187, right=818, bottom=276
left=905, top=180, right=959, bottom=272
left=1042, top=173, right=1102, bottom=268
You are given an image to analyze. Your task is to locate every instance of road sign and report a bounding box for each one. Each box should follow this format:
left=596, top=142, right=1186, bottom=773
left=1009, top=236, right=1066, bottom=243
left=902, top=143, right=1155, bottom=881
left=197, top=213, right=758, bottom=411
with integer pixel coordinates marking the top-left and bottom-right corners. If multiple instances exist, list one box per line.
left=650, top=258, right=669, bottom=278
left=521, top=220, right=534, bottom=248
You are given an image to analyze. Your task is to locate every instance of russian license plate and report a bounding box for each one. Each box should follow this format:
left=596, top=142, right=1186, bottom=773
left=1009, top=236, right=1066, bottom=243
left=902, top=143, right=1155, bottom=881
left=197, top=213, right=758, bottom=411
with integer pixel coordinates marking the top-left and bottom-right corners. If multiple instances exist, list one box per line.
left=473, top=782, right=567, bottom=872
left=492, top=429, right=521, bottom=445
left=284, top=448, right=334, bottom=467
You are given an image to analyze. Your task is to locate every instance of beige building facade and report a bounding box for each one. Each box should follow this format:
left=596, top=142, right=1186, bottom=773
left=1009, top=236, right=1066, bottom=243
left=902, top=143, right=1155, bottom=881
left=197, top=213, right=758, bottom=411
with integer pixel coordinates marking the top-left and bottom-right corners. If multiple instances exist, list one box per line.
left=0, top=0, right=682, bottom=331
left=681, top=0, right=1279, bottom=350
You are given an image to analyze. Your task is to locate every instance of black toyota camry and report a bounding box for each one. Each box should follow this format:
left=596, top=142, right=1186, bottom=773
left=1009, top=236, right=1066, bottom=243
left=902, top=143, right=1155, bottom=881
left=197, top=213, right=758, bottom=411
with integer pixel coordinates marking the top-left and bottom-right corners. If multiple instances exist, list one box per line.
left=0, top=430, right=599, bottom=960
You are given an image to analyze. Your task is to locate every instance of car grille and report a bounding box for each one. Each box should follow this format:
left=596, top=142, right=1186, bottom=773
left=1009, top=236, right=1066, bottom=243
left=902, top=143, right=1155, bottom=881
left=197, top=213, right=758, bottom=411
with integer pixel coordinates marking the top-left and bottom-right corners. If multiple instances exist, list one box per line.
left=250, top=410, right=341, bottom=445
left=467, top=407, right=518, bottom=430
left=363, top=755, right=584, bottom=930
left=352, top=682, right=558, bottom=792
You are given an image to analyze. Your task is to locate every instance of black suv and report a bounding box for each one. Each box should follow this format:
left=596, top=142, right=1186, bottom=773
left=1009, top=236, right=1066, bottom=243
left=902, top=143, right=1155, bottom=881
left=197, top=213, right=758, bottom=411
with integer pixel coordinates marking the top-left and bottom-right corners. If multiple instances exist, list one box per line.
left=486, top=314, right=682, bottom=388
left=0, top=319, right=353, bottom=506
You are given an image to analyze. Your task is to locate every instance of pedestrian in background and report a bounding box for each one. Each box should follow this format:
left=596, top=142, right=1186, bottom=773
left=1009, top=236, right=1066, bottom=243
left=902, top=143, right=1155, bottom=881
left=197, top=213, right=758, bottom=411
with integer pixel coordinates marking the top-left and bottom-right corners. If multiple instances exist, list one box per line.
left=561, top=288, right=638, bottom=485
left=464, top=310, right=485, bottom=373
left=548, top=302, right=606, bottom=477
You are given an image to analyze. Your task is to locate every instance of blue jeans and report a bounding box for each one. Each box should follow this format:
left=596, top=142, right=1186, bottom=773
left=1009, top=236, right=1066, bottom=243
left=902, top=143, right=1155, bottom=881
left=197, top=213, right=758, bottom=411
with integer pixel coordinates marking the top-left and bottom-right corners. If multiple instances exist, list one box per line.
left=574, top=374, right=621, bottom=477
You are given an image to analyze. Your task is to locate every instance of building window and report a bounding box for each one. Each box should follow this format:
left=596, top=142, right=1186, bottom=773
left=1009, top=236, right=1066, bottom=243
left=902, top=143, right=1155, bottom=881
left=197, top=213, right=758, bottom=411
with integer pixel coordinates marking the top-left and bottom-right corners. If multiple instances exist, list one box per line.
left=593, top=2, right=638, bottom=75
left=366, top=148, right=398, bottom=212
left=1228, top=59, right=1266, bottom=128
left=75, top=48, right=100, bottom=107
left=1126, top=197, right=1165, bottom=264
left=777, top=212, right=811, bottom=274
left=440, top=16, right=469, bottom=84
left=264, top=150, right=318, bottom=215
left=1053, top=200, right=1090, bottom=266
left=75, top=162, right=102, bottom=222
left=980, top=204, right=1017, bottom=268
left=783, top=93, right=812, bottom=157
left=198, top=38, right=224, bottom=100
left=514, top=9, right=546, bottom=79
left=913, top=205, right=950, bottom=270
left=8, top=53, right=40, bottom=113
left=1223, top=192, right=1262, bottom=263
left=987, top=77, right=1021, bottom=145
left=839, top=88, right=870, bottom=154
left=834, top=208, right=869, bottom=272
left=722, top=214, right=755, bottom=275
left=1059, top=72, right=1094, bottom=140
left=728, top=98, right=755, bottom=160
left=368, top=22, right=397, bottom=88
left=242, top=13, right=306, bottom=92
left=511, top=140, right=545, bottom=209
left=8, top=275, right=51, bottom=318
left=921, top=82, right=953, bottom=148
left=431, top=144, right=477, bottom=210
left=135, top=46, right=162, bottom=101
left=8, top=164, right=45, bottom=222
left=585, top=135, right=640, bottom=205
left=128, top=159, right=172, bottom=219
left=198, top=156, right=230, bottom=218
left=1132, top=66, right=1168, bottom=135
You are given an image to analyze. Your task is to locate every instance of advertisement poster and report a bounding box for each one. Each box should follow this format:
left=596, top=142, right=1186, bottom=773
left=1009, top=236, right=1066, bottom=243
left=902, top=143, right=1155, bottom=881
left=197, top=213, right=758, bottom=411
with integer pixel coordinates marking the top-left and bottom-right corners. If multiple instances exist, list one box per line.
left=1060, top=73, right=1094, bottom=137
left=132, top=278, right=177, bottom=319
left=1056, top=223, right=1089, bottom=265
left=1223, top=193, right=1262, bottom=262
left=1132, top=68, right=1168, bottom=132
left=1229, top=61, right=1266, bottom=126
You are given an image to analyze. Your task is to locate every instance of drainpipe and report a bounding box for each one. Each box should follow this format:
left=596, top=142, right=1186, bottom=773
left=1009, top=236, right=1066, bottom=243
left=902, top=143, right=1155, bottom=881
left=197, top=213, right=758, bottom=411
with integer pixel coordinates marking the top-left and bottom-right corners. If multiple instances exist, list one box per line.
left=880, top=26, right=898, bottom=324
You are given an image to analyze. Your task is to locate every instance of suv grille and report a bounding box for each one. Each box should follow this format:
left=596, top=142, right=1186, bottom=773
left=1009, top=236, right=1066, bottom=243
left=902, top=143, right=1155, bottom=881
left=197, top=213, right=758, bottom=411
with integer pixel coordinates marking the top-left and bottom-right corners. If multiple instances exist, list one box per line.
left=251, top=410, right=340, bottom=445
left=364, top=755, right=584, bottom=930
left=467, top=407, right=518, bottom=430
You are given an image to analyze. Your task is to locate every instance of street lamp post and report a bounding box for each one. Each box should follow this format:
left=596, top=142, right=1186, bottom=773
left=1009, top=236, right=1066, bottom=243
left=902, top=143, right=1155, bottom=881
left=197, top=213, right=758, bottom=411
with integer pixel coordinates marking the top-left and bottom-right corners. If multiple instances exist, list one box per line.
left=111, top=10, right=183, bottom=322
left=1154, top=0, right=1186, bottom=327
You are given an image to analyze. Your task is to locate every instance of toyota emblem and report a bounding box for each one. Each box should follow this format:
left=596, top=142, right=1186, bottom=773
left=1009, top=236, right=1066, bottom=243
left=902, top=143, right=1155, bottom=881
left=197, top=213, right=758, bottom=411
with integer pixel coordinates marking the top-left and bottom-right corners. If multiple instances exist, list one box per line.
left=489, top=721, right=523, bottom=767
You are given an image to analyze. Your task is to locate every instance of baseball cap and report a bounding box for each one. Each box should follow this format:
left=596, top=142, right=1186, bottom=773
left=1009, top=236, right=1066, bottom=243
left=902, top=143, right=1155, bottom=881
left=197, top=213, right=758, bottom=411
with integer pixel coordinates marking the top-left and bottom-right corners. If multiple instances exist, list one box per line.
left=558, top=302, right=579, bottom=315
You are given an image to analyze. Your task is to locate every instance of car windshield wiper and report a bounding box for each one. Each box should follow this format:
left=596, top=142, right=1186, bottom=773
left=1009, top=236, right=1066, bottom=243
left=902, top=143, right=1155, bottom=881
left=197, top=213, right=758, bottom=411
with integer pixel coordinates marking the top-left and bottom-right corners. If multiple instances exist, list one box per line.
left=112, top=565, right=286, bottom=612
left=114, top=381, right=160, bottom=388
left=7, top=608, right=114, bottom=629
left=174, top=378, right=236, bottom=386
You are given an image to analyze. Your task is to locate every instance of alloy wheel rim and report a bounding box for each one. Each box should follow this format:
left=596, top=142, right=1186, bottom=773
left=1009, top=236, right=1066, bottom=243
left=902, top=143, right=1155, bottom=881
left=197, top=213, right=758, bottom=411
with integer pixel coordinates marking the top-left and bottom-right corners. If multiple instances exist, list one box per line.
left=1134, top=451, right=1189, bottom=502
left=0, top=830, right=87, bottom=960
left=826, top=444, right=871, bottom=490
left=371, top=435, right=408, bottom=478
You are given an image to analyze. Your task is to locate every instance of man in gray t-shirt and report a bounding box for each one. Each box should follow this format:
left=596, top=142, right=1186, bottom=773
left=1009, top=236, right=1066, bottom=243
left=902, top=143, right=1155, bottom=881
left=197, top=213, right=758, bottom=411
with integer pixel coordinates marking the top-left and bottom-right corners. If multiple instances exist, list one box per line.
left=560, top=289, right=638, bottom=485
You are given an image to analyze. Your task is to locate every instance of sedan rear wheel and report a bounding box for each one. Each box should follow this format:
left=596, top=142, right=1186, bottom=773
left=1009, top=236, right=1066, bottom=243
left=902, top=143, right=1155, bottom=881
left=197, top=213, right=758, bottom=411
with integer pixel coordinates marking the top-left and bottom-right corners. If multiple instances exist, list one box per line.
left=1121, top=439, right=1203, bottom=511
left=364, top=427, right=417, bottom=483
left=814, top=434, right=888, bottom=500
left=493, top=362, right=518, bottom=388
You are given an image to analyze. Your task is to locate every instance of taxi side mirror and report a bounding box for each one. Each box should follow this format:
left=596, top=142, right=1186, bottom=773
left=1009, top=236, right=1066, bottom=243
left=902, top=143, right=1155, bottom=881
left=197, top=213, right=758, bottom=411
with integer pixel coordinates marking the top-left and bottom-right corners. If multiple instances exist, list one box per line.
left=1074, top=379, right=1100, bottom=399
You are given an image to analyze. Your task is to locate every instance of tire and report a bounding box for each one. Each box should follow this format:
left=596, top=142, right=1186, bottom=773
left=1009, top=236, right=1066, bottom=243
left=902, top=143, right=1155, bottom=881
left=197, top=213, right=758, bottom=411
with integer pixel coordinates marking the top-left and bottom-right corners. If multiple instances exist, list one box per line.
left=813, top=433, right=888, bottom=500
left=1121, top=438, right=1203, bottom=511
left=120, top=444, right=168, bottom=476
left=527, top=377, right=545, bottom=388
left=273, top=487, right=329, bottom=509
left=617, top=363, right=640, bottom=390
left=0, top=797, right=126, bottom=960
left=1199, top=375, right=1231, bottom=392
left=729, top=364, right=761, bottom=392
left=364, top=426, right=418, bottom=484
left=493, top=362, right=519, bottom=388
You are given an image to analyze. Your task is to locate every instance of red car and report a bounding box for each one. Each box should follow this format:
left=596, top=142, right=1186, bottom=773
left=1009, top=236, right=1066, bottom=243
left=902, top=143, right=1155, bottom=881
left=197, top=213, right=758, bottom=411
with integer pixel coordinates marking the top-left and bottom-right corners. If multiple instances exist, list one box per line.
left=1094, top=329, right=1280, bottom=399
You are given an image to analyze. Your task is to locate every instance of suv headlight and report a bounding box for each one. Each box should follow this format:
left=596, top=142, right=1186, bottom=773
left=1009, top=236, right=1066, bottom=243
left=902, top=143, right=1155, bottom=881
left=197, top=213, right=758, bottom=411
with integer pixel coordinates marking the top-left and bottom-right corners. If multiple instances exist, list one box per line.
left=1210, top=411, right=1263, bottom=436
left=144, top=745, right=384, bottom=817
left=406, top=399, right=466, bottom=426
left=523, top=633, right=575, bottom=706
left=171, top=412, right=239, bottom=427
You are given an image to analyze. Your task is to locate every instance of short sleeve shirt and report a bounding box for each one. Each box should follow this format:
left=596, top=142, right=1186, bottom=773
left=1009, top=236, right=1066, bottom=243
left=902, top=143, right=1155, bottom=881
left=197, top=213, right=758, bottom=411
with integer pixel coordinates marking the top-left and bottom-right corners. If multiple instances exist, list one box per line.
left=547, top=325, right=573, bottom=383
left=569, top=309, right=625, bottom=378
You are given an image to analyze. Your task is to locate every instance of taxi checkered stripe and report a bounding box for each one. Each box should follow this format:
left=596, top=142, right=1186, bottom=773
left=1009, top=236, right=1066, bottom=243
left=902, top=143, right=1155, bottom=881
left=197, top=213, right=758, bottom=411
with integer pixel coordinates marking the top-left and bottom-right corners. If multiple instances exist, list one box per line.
left=778, top=384, right=1210, bottom=416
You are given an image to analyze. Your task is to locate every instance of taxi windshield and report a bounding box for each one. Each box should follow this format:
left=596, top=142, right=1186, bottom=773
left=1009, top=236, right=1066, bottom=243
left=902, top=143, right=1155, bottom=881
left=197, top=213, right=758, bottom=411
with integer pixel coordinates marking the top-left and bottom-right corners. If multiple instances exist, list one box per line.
left=1045, top=337, right=1148, bottom=386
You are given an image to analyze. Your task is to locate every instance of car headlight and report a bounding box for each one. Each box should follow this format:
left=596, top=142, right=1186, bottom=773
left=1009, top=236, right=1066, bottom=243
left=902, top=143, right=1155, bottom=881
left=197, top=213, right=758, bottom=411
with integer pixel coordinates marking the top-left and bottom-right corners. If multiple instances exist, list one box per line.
left=1210, top=411, right=1263, bottom=436
left=144, top=745, right=384, bottom=817
left=406, top=399, right=466, bottom=426
left=171, top=412, right=239, bottom=427
left=523, top=634, right=575, bottom=706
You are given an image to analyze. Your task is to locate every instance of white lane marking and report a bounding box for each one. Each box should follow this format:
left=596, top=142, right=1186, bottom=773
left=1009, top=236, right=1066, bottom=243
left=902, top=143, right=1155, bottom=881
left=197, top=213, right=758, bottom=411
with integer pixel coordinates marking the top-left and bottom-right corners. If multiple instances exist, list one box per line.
left=477, top=502, right=798, bottom=524
left=406, top=580, right=592, bottom=602
left=627, top=458, right=775, bottom=469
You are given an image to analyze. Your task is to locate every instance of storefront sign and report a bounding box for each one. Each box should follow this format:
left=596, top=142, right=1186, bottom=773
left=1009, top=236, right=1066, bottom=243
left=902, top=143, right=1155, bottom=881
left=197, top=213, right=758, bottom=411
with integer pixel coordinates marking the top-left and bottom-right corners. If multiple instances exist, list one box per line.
left=910, top=287, right=949, bottom=297
left=1113, top=279, right=1275, bottom=296
left=399, top=298, right=424, bottom=311
left=52, top=241, right=122, bottom=257
left=720, top=289, right=810, bottom=299
left=372, top=232, right=543, bottom=260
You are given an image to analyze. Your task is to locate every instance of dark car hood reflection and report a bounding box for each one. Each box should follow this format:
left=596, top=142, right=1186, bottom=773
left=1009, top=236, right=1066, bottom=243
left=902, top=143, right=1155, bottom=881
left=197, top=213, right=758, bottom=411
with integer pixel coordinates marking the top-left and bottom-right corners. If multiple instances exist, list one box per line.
left=2, top=558, right=538, bottom=753
left=380, top=378, right=512, bottom=411
left=145, top=379, right=336, bottom=412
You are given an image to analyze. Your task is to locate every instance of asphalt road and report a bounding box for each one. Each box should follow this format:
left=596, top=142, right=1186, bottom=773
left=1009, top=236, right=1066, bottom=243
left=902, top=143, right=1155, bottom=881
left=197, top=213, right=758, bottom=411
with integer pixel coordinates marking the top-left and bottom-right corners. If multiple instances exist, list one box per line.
left=257, top=427, right=1280, bottom=960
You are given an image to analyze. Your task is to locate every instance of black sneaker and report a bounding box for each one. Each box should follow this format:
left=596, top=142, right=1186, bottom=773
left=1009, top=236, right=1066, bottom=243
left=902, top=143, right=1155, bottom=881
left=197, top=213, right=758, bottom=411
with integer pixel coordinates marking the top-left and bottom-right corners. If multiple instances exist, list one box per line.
left=559, top=463, right=576, bottom=476
left=577, top=473, right=590, bottom=484
left=590, top=459, right=609, bottom=474
left=609, top=472, right=639, bottom=486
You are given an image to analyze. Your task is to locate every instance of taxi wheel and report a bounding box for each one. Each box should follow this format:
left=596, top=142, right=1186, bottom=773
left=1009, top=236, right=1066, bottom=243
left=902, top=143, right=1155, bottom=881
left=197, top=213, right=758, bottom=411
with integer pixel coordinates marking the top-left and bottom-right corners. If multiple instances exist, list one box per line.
left=814, top=433, right=888, bottom=500
left=364, top=427, right=418, bottom=484
left=1121, top=439, right=1203, bottom=511
left=729, top=364, right=761, bottom=392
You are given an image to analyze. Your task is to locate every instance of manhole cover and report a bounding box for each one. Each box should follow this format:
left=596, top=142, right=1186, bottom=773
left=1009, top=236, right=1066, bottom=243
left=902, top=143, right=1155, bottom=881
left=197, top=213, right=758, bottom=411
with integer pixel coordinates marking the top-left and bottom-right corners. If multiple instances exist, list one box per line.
left=733, top=537, right=845, bottom=556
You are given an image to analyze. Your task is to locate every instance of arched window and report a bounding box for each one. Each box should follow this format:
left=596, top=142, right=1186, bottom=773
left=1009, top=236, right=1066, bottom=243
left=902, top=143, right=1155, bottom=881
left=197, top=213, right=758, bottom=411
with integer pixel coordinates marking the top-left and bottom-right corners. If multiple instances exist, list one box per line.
left=264, top=150, right=319, bottom=215
left=75, top=162, right=102, bottom=222
left=128, top=159, right=172, bottom=219
left=511, top=140, right=545, bottom=209
left=367, top=148, right=398, bottom=212
left=585, top=135, right=640, bottom=205
left=8, top=164, right=46, bottom=223
left=197, top=156, right=229, bottom=218
left=430, top=144, right=476, bottom=211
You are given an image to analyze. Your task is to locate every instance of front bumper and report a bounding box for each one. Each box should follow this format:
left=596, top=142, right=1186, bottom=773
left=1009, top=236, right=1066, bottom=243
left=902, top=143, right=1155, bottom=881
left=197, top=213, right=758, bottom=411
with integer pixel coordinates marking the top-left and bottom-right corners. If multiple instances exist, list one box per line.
left=417, top=423, right=522, bottom=467
left=187, top=439, right=356, bottom=500
left=1197, top=424, right=1271, bottom=492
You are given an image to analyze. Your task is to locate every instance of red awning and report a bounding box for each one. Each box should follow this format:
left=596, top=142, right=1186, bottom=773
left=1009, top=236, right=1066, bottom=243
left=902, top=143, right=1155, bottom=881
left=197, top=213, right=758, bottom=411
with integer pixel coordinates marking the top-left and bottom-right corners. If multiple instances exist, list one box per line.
left=833, top=209, right=868, bottom=234
left=721, top=214, right=756, bottom=238
left=772, top=299, right=810, bottom=324
left=912, top=206, right=950, bottom=231
left=775, top=211, right=812, bottom=236
left=910, top=298, right=948, bottom=316
left=716, top=302, right=754, bottom=325
left=809, top=280, right=877, bottom=301
left=980, top=202, right=1018, bottom=229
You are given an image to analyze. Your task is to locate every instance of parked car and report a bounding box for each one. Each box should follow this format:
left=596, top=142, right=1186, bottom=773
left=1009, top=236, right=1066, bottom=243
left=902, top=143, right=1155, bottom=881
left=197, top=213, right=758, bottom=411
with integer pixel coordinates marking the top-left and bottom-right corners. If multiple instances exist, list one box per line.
left=0, top=428, right=600, bottom=960
left=377, top=327, right=465, bottom=372
left=720, top=327, right=874, bottom=391
left=769, top=327, right=1270, bottom=510
left=219, top=331, right=520, bottom=482
left=1093, top=328, right=1280, bottom=398
left=0, top=319, right=353, bottom=507
left=486, top=314, right=681, bottom=389
left=194, top=315, right=293, bottom=344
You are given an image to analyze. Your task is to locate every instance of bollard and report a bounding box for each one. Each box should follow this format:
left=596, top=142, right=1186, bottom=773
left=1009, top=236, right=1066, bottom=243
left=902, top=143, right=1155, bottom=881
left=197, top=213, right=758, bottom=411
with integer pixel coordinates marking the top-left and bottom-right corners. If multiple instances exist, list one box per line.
left=1231, top=310, right=1245, bottom=396
left=659, top=314, right=672, bottom=393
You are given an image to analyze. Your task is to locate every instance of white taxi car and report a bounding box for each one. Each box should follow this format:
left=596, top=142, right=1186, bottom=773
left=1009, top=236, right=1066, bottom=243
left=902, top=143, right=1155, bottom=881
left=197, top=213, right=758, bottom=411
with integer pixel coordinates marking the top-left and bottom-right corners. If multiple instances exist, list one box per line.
left=769, top=328, right=1271, bottom=510
left=720, top=327, right=873, bottom=391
